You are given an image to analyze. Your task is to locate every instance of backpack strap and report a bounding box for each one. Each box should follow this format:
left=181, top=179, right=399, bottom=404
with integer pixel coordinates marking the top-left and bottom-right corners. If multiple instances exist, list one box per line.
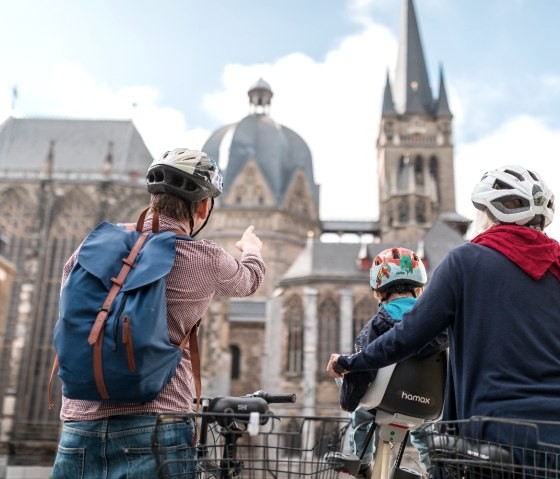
left=48, top=355, right=59, bottom=410
left=180, top=320, right=202, bottom=413
left=124, top=208, right=190, bottom=237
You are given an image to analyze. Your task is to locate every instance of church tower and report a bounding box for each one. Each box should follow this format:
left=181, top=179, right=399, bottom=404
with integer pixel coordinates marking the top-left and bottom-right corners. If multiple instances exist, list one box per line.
left=378, top=0, right=463, bottom=242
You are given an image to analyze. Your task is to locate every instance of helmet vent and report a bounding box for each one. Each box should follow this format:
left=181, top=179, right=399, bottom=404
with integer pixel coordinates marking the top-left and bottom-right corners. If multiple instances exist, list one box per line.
left=528, top=170, right=539, bottom=181
left=503, top=169, right=524, bottom=181
left=493, top=180, right=513, bottom=190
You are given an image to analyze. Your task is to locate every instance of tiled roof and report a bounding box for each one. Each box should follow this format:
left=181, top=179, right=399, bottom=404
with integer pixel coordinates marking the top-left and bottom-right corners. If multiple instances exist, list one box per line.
left=0, top=117, right=153, bottom=176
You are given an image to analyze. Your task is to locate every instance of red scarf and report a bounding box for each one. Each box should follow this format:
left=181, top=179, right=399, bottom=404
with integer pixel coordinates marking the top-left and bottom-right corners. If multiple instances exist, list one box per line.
left=471, top=225, right=560, bottom=281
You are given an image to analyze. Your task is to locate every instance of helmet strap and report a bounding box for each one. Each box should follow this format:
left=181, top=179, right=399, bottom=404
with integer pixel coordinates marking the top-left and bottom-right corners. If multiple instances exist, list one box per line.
left=190, top=198, right=214, bottom=238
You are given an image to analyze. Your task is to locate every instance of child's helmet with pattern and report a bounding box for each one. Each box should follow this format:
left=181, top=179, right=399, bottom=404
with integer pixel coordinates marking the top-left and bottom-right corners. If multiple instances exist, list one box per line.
left=369, top=247, right=427, bottom=291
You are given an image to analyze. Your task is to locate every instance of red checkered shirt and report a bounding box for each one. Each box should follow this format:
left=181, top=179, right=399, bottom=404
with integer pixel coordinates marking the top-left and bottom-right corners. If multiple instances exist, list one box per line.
left=59, top=214, right=265, bottom=421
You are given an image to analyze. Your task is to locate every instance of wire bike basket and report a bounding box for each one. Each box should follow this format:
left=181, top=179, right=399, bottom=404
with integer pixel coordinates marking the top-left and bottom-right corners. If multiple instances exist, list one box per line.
left=417, top=416, right=560, bottom=478
left=152, top=412, right=352, bottom=478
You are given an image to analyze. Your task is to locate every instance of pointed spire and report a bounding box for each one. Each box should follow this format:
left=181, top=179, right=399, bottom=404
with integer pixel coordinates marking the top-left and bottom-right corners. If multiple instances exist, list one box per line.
left=393, top=0, right=433, bottom=115
left=43, top=141, right=54, bottom=176
left=103, top=141, right=114, bottom=176
left=248, top=78, right=273, bottom=114
left=381, top=71, right=398, bottom=117
left=435, top=65, right=453, bottom=118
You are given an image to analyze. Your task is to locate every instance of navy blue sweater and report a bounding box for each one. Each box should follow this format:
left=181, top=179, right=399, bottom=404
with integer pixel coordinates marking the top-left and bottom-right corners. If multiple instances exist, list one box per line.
left=338, top=243, right=560, bottom=437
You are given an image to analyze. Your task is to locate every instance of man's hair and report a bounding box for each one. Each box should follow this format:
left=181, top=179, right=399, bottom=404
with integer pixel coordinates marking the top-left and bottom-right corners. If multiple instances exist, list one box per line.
left=149, top=193, right=199, bottom=222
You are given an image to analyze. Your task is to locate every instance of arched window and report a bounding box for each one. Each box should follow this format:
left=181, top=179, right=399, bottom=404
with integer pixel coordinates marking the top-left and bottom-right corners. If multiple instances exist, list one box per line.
left=399, top=199, right=409, bottom=223
left=230, top=345, right=241, bottom=380
left=429, top=156, right=440, bottom=201
left=353, top=296, right=377, bottom=342
left=318, top=297, right=340, bottom=371
left=397, top=156, right=409, bottom=191
left=283, top=418, right=302, bottom=456
left=414, top=156, right=424, bottom=186
left=416, top=200, right=426, bottom=223
left=285, top=295, right=304, bottom=374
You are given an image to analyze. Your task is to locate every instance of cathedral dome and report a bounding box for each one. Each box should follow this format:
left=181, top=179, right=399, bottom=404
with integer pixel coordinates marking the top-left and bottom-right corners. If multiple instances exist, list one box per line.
left=202, top=80, right=319, bottom=211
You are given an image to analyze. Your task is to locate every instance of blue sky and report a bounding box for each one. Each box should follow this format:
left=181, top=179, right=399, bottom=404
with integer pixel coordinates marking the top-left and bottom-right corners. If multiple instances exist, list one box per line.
left=1, top=0, right=560, bottom=239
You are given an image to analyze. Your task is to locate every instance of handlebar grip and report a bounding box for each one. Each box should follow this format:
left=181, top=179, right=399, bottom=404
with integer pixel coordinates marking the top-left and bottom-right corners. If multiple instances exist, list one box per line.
left=253, top=390, right=296, bottom=403
left=333, top=362, right=345, bottom=374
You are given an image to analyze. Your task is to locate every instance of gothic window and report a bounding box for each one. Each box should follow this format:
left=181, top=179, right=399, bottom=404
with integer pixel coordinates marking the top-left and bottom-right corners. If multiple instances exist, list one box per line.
left=397, top=156, right=409, bottom=191
left=429, top=156, right=440, bottom=201
left=318, top=297, right=340, bottom=371
left=416, top=200, right=426, bottom=223
left=283, top=418, right=302, bottom=456
left=246, top=166, right=255, bottom=182
left=286, top=173, right=311, bottom=216
left=285, top=295, right=304, bottom=374
left=384, top=121, right=394, bottom=141
left=353, top=296, right=377, bottom=342
left=399, top=199, right=409, bottom=223
left=234, top=186, right=246, bottom=205
left=414, top=156, right=424, bottom=186
left=230, top=345, right=241, bottom=380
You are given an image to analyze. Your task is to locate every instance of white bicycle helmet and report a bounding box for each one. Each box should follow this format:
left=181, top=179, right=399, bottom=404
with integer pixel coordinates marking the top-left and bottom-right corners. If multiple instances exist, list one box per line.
left=146, top=148, right=223, bottom=202
left=146, top=148, right=224, bottom=236
left=471, top=165, right=554, bottom=230
left=370, top=247, right=427, bottom=292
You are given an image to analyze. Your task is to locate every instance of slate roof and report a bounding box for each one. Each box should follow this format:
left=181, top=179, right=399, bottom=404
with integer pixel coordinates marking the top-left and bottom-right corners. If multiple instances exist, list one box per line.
left=202, top=113, right=319, bottom=209
left=280, top=220, right=466, bottom=285
left=0, top=117, right=153, bottom=176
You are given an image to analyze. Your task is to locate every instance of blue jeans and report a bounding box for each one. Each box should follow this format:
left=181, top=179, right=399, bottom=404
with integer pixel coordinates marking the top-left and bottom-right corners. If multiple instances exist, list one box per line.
left=52, top=414, right=196, bottom=479
left=349, top=407, right=377, bottom=465
left=350, top=408, right=432, bottom=471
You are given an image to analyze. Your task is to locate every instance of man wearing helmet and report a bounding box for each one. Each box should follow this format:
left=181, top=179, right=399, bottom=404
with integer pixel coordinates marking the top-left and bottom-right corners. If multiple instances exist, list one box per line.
left=327, top=165, right=560, bottom=446
left=53, top=149, right=265, bottom=478
left=328, top=247, right=447, bottom=478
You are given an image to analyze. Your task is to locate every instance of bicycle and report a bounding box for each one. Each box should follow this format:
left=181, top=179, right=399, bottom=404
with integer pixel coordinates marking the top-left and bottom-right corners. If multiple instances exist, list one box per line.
left=151, top=390, right=353, bottom=478
left=418, top=416, right=560, bottom=478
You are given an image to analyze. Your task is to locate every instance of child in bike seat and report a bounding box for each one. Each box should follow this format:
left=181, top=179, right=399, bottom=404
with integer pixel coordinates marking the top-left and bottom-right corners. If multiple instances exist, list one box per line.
left=336, top=247, right=448, bottom=478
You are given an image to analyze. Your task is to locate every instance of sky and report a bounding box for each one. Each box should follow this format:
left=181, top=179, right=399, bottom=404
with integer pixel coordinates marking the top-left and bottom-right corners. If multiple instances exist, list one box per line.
left=1, top=0, right=560, bottom=239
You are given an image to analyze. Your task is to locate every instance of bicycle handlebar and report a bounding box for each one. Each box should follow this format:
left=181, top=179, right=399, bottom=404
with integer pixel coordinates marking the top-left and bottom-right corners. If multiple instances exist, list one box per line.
left=333, top=362, right=345, bottom=374
left=250, top=390, right=296, bottom=404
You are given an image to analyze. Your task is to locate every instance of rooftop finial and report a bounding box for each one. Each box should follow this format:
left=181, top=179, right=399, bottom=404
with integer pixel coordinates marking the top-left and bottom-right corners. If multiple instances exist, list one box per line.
left=103, top=141, right=114, bottom=176
left=43, top=141, right=54, bottom=176
left=248, top=78, right=273, bottom=114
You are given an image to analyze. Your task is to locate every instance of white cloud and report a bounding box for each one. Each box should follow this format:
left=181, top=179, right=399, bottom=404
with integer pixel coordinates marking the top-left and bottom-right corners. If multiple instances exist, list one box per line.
left=202, top=23, right=398, bottom=220
left=455, top=115, right=560, bottom=240
left=0, top=62, right=206, bottom=158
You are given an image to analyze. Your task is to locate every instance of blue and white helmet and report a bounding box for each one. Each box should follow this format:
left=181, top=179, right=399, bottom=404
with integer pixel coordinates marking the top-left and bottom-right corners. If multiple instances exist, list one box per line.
left=471, top=165, right=554, bottom=229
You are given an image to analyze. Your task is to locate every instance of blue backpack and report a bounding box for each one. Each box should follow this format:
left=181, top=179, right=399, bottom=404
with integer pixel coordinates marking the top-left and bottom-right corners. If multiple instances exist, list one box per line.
left=50, top=210, right=199, bottom=405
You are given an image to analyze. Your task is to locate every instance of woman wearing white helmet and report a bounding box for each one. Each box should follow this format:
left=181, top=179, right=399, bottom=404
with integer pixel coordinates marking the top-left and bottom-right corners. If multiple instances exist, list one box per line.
left=53, top=148, right=265, bottom=479
left=327, top=165, right=560, bottom=452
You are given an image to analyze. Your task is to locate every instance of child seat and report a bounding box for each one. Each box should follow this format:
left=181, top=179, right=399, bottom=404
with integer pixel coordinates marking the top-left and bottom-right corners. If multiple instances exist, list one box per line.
left=359, top=349, right=447, bottom=424
left=359, top=350, right=447, bottom=479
